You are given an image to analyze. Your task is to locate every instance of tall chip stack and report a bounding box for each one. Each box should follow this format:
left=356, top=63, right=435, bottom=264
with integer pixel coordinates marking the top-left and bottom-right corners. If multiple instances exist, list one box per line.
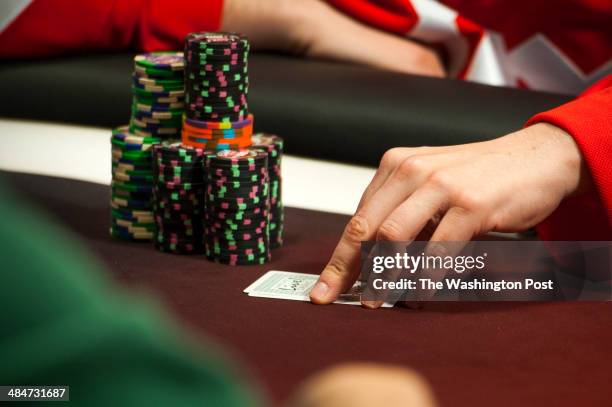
left=251, top=133, right=284, bottom=248
left=204, top=150, right=271, bottom=265
left=181, top=32, right=271, bottom=265
left=152, top=143, right=206, bottom=254
left=182, top=32, right=253, bottom=150
left=110, top=52, right=185, bottom=241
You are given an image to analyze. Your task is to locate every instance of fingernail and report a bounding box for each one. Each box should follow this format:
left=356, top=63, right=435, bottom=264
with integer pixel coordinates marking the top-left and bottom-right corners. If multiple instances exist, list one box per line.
left=361, top=300, right=383, bottom=309
left=310, top=281, right=329, bottom=301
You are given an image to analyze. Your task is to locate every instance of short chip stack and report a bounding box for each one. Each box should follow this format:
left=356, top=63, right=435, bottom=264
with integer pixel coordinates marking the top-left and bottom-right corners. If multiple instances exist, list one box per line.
left=182, top=32, right=253, bottom=150
left=110, top=126, right=156, bottom=240
left=204, top=150, right=271, bottom=265
left=152, top=143, right=207, bottom=254
left=131, top=52, right=185, bottom=138
left=251, top=133, right=284, bottom=248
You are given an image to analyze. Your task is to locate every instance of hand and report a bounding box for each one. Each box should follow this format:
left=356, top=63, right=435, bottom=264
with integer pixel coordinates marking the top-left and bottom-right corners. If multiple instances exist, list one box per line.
left=221, top=0, right=445, bottom=77
left=288, top=363, right=437, bottom=407
left=310, top=123, right=590, bottom=306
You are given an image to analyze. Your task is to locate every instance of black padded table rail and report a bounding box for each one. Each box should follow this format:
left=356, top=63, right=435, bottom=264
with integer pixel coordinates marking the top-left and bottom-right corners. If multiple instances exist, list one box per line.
left=0, top=53, right=571, bottom=166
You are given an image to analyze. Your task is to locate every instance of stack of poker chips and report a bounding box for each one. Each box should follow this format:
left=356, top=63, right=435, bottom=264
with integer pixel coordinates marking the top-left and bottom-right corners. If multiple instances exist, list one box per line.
left=110, top=52, right=185, bottom=241
left=182, top=32, right=253, bottom=150
left=251, top=133, right=284, bottom=248
left=130, top=52, right=185, bottom=138
left=204, top=150, right=271, bottom=265
left=110, top=126, right=156, bottom=240
left=152, top=143, right=207, bottom=254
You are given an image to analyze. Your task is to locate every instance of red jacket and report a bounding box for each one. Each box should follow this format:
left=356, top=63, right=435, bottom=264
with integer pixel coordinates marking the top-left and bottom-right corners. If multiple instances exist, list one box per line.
left=0, top=0, right=610, bottom=239
left=0, top=0, right=223, bottom=57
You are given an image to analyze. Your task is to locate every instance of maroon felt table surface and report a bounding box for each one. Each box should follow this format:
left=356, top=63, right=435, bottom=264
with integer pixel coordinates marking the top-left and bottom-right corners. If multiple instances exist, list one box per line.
left=5, top=172, right=612, bottom=407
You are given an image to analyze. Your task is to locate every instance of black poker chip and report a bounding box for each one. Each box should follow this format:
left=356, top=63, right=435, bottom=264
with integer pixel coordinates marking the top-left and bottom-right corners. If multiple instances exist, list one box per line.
left=202, top=147, right=271, bottom=265
left=154, top=241, right=204, bottom=255
left=154, top=207, right=203, bottom=218
left=206, top=232, right=269, bottom=245
left=190, top=104, right=248, bottom=115
left=204, top=218, right=270, bottom=231
left=205, top=149, right=267, bottom=166
left=187, top=112, right=248, bottom=122
left=251, top=134, right=284, bottom=249
left=154, top=166, right=205, bottom=178
left=186, top=66, right=248, bottom=78
left=206, top=165, right=267, bottom=176
left=189, top=82, right=248, bottom=93
left=205, top=253, right=270, bottom=266
left=189, top=60, right=248, bottom=71
left=151, top=142, right=209, bottom=253
left=187, top=73, right=248, bottom=86
left=187, top=77, right=248, bottom=89
left=153, top=142, right=208, bottom=160
left=205, top=214, right=268, bottom=227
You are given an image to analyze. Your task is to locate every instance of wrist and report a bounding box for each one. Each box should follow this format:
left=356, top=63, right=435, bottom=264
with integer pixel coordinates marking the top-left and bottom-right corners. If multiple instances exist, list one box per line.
left=496, top=123, right=590, bottom=198
left=532, top=123, right=588, bottom=197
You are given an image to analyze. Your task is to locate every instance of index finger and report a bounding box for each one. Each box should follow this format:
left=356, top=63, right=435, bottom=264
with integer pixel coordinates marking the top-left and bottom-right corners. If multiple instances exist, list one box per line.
left=309, top=215, right=369, bottom=304
left=310, top=157, right=434, bottom=304
left=309, top=151, right=407, bottom=305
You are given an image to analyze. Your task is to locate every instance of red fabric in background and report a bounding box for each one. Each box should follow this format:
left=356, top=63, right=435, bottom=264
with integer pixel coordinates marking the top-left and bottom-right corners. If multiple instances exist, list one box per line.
left=326, top=0, right=612, bottom=78
left=326, top=0, right=419, bottom=33
left=442, top=0, right=612, bottom=74
left=0, top=0, right=223, bottom=58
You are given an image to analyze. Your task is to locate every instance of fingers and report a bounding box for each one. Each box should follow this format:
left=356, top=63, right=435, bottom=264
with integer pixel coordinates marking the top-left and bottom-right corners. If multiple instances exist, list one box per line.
left=429, top=207, right=480, bottom=243
left=357, top=147, right=469, bottom=213
left=310, top=216, right=366, bottom=304
left=355, top=148, right=411, bottom=211
left=311, top=151, right=405, bottom=305
left=376, top=184, right=449, bottom=242
left=416, top=207, right=481, bottom=301
left=312, top=157, right=434, bottom=304
left=313, top=147, right=479, bottom=306
left=361, top=186, right=448, bottom=309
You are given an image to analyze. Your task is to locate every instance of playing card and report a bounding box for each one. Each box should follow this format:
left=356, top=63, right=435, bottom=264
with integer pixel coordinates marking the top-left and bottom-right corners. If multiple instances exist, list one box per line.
left=244, top=270, right=393, bottom=307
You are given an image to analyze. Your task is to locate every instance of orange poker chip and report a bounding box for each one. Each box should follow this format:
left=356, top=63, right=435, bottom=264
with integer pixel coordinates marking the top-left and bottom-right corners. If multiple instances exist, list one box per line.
left=182, top=140, right=253, bottom=150
left=182, top=113, right=254, bottom=130
left=181, top=131, right=252, bottom=142
left=182, top=121, right=253, bottom=137
left=181, top=136, right=251, bottom=147
left=182, top=134, right=252, bottom=145
left=182, top=135, right=252, bottom=149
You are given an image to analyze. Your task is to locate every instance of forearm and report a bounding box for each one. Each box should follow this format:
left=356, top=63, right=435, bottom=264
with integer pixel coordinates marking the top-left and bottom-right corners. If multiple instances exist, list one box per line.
left=221, top=0, right=315, bottom=53
left=221, top=0, right=444, bottom=76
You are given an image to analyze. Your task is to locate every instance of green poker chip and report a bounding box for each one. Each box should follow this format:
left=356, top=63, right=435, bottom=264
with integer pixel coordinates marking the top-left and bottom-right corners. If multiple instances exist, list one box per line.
left=134, top=52, right=184, bottom=70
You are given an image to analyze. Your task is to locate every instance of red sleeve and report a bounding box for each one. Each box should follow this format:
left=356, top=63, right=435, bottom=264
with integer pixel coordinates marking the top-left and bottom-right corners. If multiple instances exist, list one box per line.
left=526, top=75, right=612, bottom=240
left=326, top=0, right=419, bottom=33
left=0, top=0, right=224, bottom=59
